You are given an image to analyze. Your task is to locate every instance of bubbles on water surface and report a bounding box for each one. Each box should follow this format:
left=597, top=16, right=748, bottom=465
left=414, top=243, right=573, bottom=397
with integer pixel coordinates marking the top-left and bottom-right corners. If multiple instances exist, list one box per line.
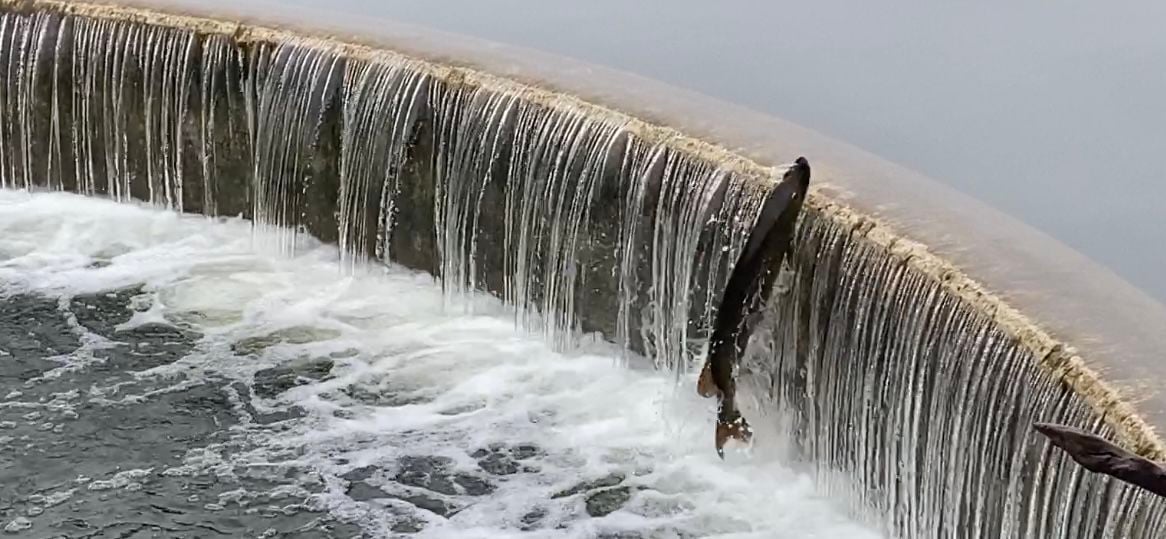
left=0, top=190, right=877, bottom=538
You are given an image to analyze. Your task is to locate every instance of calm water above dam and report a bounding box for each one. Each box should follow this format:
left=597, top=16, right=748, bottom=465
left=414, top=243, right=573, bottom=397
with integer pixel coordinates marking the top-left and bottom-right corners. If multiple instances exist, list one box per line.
left=278, top=0, right=1166, bottom=303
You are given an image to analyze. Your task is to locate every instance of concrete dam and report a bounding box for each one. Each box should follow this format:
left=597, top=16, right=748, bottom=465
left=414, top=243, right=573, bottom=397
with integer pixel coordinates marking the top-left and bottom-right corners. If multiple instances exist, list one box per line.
left=2, top=0, right=1166, bottom=537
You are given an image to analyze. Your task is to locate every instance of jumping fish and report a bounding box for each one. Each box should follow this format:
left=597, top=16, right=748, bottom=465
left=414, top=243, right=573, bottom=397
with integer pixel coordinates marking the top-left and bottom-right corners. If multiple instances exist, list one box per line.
left=698, top=157, right=811, bottom=458
left=1034, top=422, right=1166, bottom=497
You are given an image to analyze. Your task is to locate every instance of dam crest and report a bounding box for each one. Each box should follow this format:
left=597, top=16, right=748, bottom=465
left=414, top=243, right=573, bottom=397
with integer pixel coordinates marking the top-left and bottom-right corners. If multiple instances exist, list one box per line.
left=1, top=0, right=1165, bottom=537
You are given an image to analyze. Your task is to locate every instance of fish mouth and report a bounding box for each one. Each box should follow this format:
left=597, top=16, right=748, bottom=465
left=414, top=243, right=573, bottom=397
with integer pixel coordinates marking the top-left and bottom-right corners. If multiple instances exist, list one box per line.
left=782, top=156, right=811, bottom=197
left=1032, top=422, right=1063, bottom=439
left=1032, top=422, right=1127, bottom=467
left=1034, top=422, right=1093, bottom=450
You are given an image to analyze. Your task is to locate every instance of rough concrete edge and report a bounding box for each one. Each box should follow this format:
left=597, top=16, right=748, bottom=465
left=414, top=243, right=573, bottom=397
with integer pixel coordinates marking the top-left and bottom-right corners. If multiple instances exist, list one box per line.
left=11, top=0, right=1163, bottom=460
left=820, top=195, right=1165, bottom=460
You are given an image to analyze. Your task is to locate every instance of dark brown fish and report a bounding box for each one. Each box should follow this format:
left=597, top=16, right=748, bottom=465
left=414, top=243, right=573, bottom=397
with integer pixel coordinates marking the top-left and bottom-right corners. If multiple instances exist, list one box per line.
left=1034, top=422, right=1166, bottom=497
left=698, top=157, right=811, bottom=458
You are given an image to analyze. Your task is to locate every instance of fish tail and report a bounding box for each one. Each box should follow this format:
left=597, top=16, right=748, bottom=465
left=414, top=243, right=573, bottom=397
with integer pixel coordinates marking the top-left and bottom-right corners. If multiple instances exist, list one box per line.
left=714, top=414, right=753, bottom=459
left=696, top=361, right=719, bottom=398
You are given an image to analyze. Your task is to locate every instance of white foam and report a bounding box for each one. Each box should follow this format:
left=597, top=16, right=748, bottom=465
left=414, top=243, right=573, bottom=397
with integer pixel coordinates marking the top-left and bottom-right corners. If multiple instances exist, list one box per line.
left=0, top=189, right=880, bottom=538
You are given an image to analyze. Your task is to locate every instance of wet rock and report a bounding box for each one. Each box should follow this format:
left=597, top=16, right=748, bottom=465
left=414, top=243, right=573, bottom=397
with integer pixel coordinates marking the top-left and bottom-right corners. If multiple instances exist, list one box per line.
left=231, top=327, right=342, bottom=356
left=552, top=472, right=626, bottom=499
left=585, top=487, right=632, bottom=518
left=253, top=357, right=334, bottom=399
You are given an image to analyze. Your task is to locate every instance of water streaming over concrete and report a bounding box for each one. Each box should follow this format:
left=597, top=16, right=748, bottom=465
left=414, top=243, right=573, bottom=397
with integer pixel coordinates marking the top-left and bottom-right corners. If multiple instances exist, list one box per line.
left=1, top=4, right=1164, bottom=538
left=742, top=211, right=1166, bottom=537
left=0, top=189, right=879, bottom=538
left=0, top=8, right=766, bottom=372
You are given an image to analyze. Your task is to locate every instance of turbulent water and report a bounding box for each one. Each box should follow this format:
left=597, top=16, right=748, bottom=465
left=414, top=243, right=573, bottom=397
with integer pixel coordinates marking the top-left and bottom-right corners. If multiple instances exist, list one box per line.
left=0, top=189, right=878, bottom=538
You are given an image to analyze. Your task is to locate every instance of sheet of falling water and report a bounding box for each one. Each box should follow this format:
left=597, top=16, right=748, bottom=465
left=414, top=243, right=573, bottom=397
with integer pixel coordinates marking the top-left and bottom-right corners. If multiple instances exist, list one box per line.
left=0, top=189, right=879, bottom=539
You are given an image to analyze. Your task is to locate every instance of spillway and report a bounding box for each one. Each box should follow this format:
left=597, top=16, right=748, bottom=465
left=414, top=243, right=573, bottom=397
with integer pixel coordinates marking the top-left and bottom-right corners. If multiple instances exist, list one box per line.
left=1, top=1, right=1165, bottom=537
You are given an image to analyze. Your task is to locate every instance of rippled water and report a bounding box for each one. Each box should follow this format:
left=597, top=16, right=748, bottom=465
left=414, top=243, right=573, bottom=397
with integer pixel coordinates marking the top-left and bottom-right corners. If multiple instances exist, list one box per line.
left=0, top=190, right=878, bottom=538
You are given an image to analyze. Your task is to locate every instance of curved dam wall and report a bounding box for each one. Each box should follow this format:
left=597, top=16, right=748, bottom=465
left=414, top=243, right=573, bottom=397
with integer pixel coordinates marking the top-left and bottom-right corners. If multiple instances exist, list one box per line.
left=2, top=1, right=1165, bottom=537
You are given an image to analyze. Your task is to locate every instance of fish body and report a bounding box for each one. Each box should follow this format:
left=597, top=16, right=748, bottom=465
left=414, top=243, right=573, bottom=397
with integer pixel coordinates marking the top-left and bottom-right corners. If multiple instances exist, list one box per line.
left=698, top=156, right=811, bottom=458
left=1034, top=422, right=1166, bottom=497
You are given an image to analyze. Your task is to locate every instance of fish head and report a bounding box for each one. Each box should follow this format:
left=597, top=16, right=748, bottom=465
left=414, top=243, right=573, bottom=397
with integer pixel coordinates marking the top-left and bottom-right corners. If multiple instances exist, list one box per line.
left=784, top=156, right=811, bottom=201
left=1033, top=422, right=1126, bottom=470
left=739, top=157, right=813, bottom=264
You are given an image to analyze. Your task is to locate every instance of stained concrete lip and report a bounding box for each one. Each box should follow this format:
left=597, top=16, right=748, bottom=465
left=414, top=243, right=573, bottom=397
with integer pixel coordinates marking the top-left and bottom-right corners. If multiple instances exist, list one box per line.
left=15, top=0, right=1166, bottom=450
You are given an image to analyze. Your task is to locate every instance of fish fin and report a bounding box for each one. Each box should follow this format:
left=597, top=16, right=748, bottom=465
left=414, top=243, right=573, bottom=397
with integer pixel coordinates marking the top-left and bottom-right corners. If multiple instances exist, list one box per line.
left=697, top=361, right=719, bottom=398
left=714, top=415, right=753, bottom=459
